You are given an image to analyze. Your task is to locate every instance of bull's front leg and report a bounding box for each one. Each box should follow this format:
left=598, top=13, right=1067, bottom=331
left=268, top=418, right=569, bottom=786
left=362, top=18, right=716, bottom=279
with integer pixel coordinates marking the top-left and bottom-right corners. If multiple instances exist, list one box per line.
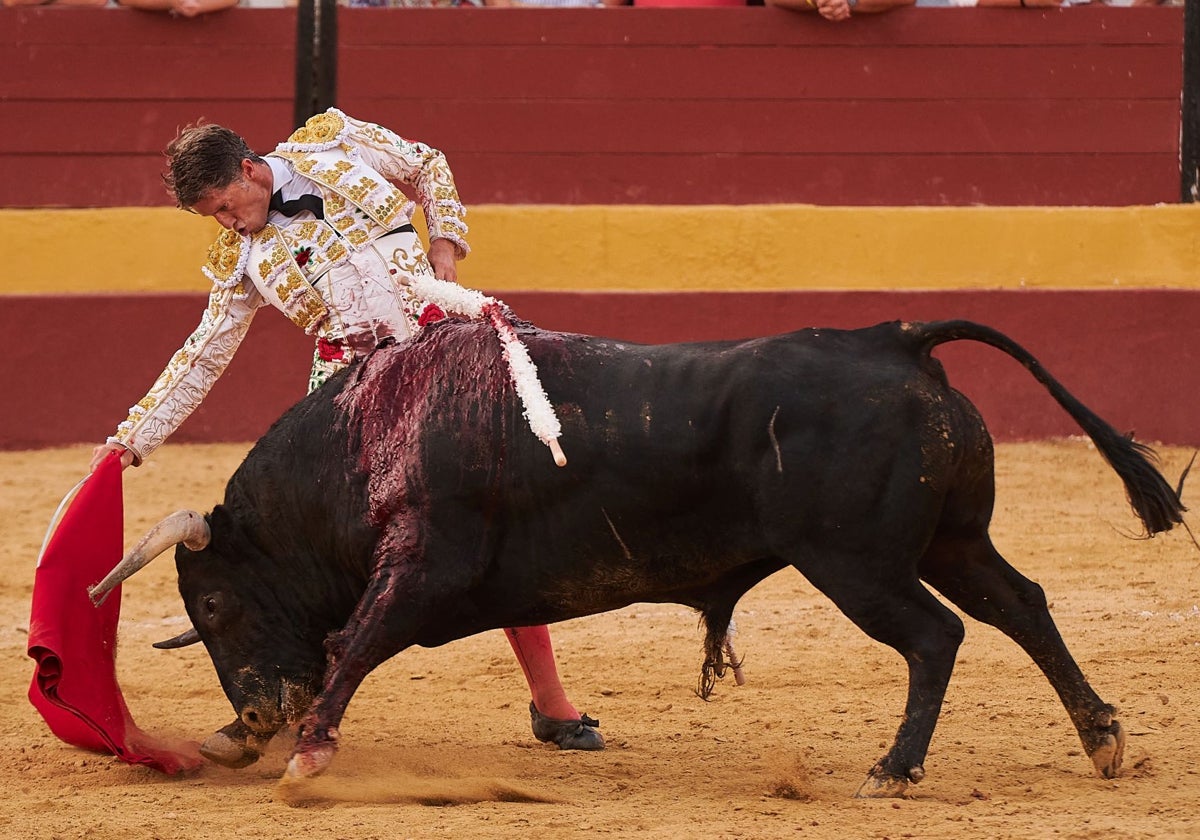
left=285, top=552, right=430, bottom=779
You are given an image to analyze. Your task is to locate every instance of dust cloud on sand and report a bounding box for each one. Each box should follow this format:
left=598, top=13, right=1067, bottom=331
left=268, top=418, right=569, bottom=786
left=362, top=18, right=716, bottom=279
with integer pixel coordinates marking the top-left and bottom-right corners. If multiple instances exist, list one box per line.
left=274, top=743, right=563, bottom=807
left=2, top=441, right=1199, bottom=839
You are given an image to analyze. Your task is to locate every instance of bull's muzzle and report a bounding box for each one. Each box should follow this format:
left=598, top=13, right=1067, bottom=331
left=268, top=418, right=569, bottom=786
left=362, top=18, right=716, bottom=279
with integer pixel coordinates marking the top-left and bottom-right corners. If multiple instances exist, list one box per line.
left=240, top=703, right=286, bottom=734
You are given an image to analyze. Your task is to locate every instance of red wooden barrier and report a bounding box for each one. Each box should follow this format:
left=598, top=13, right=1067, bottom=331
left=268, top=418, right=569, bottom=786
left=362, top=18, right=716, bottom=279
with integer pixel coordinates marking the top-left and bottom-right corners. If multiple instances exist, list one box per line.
left=2, top=6, right=1194, bottom=448
left=0, top=8, right=295, bottom=207
left=339, top=7, right=1184, bottom=205
left=3, top=289, right=1197, bottom=448
left=0, top=6, right=1185, bottom=208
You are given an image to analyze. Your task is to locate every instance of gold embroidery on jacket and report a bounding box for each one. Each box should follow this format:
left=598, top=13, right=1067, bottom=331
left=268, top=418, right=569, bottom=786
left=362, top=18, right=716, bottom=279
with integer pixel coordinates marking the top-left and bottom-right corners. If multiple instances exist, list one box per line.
left=287, top=111, right=346, bottom=146
left=252, top=226, right=330, bottom=334
left=206, top=229, right=244, bottom=282
left=273, top=149, right=406, bottom=230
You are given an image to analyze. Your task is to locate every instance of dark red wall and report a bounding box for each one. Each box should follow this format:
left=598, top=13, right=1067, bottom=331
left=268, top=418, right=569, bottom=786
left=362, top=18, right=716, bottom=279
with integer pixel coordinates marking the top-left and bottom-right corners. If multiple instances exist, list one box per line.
left=0, top=8, right=296, bottom=208
left=4, top=290, right=1198, bottom=448
left=340, top=7, right=1185, bottom=206
left=3, top=6, right=1194, bottom=448
left=0, top=5, right=1185, bottom=208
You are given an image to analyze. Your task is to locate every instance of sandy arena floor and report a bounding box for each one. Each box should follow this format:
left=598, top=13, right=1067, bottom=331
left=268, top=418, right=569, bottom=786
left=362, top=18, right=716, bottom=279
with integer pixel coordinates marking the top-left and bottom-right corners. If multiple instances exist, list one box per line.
left=2, top=440, right=1199, bottom=839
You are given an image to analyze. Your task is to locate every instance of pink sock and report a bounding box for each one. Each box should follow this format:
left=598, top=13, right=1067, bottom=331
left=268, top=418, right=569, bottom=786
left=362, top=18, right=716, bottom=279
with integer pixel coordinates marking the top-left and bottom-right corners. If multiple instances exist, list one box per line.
left=504, top=625, right=579, bottom=721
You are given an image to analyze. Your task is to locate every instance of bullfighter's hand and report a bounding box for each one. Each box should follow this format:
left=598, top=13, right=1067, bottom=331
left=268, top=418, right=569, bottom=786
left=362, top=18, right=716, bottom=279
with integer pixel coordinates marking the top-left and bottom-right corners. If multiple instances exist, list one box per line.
left=428, top=238, right=459, bottom=285
left=90, top=442, right=135, bottom=473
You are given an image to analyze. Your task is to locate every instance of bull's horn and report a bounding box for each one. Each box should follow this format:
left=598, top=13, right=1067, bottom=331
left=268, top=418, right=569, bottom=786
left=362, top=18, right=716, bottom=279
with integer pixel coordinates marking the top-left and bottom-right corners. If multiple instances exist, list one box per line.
left=88, top=510, right=211, bottom=607
left=152, top=627, right=201, bottom=649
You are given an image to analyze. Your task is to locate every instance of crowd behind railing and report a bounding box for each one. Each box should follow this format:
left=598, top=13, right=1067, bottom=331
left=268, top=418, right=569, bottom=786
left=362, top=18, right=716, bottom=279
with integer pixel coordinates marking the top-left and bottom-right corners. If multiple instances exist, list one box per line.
left=2, top=0, right=1180, bottom=19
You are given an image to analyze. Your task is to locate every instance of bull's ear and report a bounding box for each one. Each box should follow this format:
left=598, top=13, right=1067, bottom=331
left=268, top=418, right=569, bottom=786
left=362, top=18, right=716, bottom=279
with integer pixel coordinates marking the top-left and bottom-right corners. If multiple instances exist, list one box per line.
left=152, top=627, right=201, bottom=649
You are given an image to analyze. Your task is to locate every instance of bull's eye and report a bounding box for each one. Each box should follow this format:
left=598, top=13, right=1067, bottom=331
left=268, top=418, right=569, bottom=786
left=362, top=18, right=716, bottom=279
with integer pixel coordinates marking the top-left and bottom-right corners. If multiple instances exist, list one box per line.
left=198, top=592, right=226, bottom=626
left=193, top=590, right=239, bottom=632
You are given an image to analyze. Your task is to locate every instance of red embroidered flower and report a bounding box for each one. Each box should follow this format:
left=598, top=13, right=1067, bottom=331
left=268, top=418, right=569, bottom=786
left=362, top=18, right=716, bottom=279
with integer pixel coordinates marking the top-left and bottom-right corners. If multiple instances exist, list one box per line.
left=293, top=247, right=312, bottom=268
left=317, top=337, right=345, bottom=362
left=417, top=303, right=446, bottom=327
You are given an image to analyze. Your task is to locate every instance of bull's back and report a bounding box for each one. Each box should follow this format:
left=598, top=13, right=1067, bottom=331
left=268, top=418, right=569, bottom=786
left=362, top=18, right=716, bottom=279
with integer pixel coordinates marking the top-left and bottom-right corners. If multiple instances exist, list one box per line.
left=442, top=321, right=975, bottom=617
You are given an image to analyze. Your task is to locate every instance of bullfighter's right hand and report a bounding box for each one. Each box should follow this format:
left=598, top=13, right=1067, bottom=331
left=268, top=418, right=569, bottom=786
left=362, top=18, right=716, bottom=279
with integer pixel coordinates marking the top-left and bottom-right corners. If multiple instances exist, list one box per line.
left=90, top=442, right=136, bottom=473
left=428, top=238, right=459, bottom=285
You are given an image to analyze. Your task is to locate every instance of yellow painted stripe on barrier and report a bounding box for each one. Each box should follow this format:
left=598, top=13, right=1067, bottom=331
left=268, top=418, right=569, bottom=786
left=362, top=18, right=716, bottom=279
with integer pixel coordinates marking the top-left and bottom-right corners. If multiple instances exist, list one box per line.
left=4, top=204, right=1198, bottom=295
left=4, top=208, right=222, bottom=295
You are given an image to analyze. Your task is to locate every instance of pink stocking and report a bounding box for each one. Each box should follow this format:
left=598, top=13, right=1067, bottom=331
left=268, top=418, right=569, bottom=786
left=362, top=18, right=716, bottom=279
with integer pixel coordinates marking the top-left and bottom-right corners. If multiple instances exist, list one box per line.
left=504, top=625, right=579, bottom=721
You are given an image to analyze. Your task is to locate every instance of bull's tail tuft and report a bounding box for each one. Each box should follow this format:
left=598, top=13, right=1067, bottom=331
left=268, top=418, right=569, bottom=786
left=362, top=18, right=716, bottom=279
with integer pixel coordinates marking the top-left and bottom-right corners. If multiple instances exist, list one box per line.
left=696, top=605, right=739, bottom=700
left=908, top=320, right=1187, bottom=536
left=1105, top=436, right=1187, bottom=535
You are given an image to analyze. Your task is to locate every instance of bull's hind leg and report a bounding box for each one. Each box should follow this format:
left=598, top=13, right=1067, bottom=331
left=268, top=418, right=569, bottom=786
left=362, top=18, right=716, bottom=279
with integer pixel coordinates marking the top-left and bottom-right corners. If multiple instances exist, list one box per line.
left=794, top=559, right=966, bottom=798
left=920, top=534, right=1125, bottom=780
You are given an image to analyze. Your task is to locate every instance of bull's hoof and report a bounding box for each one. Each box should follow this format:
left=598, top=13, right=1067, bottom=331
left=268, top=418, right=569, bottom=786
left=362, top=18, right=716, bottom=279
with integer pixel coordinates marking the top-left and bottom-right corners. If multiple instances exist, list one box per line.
left=1087, top=720, right=1125, bottom=779
left=200, top=730, right=261, bottom=769
left=285, top=743, right=337, bottom=780
left=854, top=765, right=922, bottom=799
left=529, top=702, right=606, bottom=751
left=200, top=720, right=270, bottom=769
left=285, top=726, right=340, bottom=779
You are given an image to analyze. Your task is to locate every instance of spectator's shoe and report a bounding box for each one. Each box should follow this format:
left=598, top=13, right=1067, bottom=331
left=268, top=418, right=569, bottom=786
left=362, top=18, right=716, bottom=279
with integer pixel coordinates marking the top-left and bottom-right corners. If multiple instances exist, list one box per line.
left=529, top=702, right=606, bottom=750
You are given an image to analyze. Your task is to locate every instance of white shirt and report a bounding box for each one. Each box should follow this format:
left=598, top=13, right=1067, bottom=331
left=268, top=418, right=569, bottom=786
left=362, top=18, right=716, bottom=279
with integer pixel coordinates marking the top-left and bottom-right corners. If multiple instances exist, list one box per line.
left=265, top=157, right=324, bottom=223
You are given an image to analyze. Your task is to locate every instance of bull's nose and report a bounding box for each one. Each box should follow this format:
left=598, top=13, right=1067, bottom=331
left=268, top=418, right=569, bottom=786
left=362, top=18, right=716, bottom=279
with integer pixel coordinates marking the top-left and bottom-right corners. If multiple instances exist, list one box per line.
left=240, top=705, right=283, bottom=734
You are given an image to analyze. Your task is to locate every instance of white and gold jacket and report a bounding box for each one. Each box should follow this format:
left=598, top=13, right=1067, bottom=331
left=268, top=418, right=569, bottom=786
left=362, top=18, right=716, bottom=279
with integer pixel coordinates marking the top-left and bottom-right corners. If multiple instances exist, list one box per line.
left=110, top=109, right=470, bottom=463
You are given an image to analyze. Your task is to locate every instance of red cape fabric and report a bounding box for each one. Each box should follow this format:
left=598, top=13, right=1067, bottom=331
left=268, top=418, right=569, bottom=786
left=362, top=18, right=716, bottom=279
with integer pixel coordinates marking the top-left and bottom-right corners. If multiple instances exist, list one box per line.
left=27, top=452, right=203, bottom=774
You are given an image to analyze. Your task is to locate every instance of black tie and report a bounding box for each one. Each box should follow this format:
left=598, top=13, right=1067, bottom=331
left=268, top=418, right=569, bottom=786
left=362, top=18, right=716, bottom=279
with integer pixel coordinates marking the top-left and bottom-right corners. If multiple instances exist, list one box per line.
left=269, top=190, right=324, bottom=220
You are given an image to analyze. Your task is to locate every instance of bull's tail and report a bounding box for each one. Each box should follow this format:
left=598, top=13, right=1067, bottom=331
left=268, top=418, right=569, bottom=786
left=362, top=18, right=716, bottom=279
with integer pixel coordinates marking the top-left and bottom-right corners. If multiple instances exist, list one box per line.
left=907, top=319, right=1186, bottom=535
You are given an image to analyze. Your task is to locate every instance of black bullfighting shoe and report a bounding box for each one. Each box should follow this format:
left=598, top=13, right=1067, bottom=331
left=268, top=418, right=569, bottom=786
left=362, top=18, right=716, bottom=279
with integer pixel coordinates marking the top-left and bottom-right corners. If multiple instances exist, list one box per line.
left=529, top=702, right=606, bottom=750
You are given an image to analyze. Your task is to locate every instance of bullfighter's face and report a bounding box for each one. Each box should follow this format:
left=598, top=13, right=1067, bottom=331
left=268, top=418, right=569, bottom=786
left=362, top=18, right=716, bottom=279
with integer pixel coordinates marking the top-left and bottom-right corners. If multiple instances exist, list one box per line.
left=189, top=158, right=272, bottom=237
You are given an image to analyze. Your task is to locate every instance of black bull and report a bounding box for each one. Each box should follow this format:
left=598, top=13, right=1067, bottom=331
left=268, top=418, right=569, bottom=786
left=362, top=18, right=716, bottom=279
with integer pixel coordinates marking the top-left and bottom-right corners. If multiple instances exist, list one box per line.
left=121, top=318, right=1186, bottom=796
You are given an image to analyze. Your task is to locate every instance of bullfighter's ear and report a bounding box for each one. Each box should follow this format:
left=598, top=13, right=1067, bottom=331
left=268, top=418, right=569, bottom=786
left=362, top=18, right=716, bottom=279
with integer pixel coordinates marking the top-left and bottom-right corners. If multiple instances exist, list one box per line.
left=152, top=627, right=201, bottom=649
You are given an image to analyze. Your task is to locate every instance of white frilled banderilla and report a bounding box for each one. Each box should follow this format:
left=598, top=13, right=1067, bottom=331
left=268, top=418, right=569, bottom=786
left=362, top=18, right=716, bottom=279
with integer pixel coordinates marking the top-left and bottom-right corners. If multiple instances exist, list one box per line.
left=409, top=276, right=567, bottom=468
left=408, top=276, right=748, bottom=687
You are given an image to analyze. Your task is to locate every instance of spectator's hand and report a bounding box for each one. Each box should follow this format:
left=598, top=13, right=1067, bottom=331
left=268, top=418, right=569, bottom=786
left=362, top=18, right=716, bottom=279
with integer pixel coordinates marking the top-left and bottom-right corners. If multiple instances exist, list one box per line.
left=765, top=0, right=912, bottom=17
left=816, top=0, right=853, bottom=20
left=428, top=238, right=459, bottom=284
left=90, top=443, right=135, bottom=473
left=166, top=0, right=239, bottom=15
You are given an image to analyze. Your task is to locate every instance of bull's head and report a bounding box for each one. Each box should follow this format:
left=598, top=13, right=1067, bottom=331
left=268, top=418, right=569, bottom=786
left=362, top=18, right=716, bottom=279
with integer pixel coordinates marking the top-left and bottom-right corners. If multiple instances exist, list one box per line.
left=90, top=508, right=329, bottom=768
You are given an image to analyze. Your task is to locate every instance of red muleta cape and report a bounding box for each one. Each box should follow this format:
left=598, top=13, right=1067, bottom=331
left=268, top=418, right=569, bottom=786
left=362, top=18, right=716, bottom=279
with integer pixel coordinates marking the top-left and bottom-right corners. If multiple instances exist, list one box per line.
left=27, top=451, right=203, bottom=773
